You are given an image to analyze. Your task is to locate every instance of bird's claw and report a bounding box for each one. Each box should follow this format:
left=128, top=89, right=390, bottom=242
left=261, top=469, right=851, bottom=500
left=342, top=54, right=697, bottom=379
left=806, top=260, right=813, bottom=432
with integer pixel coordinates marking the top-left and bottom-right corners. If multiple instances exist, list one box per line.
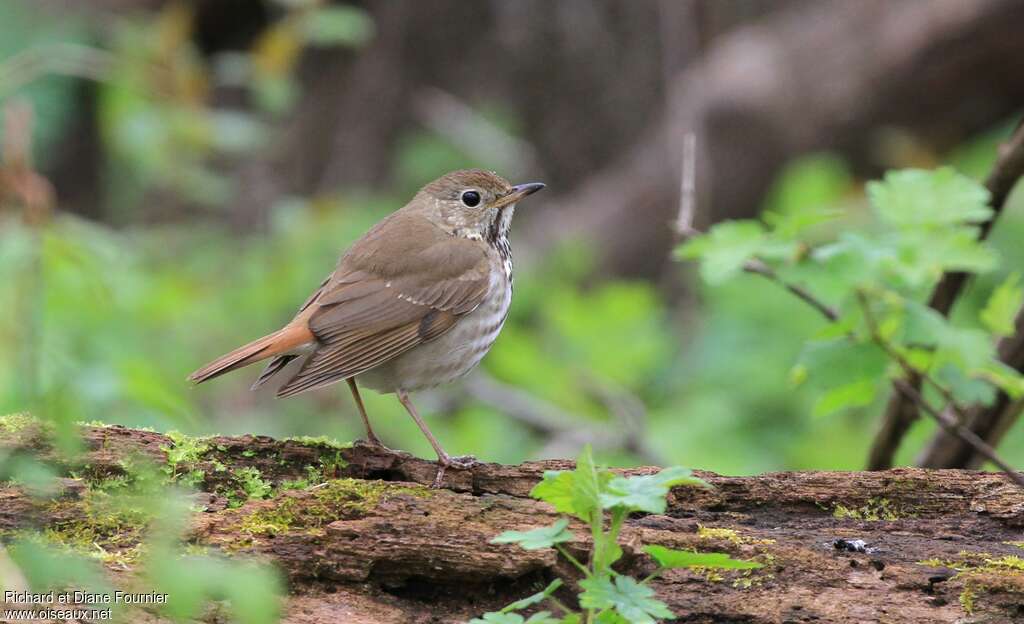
left=362, top=435, right=395, bottom=453
left=431, top=454, right=478, bottom=488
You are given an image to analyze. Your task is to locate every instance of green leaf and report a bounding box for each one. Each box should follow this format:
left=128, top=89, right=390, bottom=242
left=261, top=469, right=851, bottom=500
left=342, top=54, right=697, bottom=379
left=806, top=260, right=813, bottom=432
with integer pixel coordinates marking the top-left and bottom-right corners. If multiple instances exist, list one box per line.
left=599, top=466, right=707, bottom=514
left=571, top=445, right=602, bottom=522
left=644, top=545, right=763, bottom=570
left=530, top=446, right=608, bottom=522
left=524, top=613, right=562, bottom=624
left=470, top=613, right=526, bottom=624
left=530, top=470, right=578, bottom=515
left=299, top=6, right=375, bottom=47
left=762, top=152, right=851, bottom=238
left=221, top=561, right=283, bottom=624
left=579, top=576, right=673, bottom=624
left=981, top=273, right=1023, bottom=339
left=501, top=579, right=564, bottom=613
left=492, top=518, right=573, bottom=550
left=793, top=339, right=887, bottom=416
left=470, top=612, right=562, bottom=624
left=676, top=221, right=767, bottom=284
left=867, top=167, right=992, bottom=228
left=812, top=379, right=878, bottom=418
left=980, top=361, right=1024, bottom=400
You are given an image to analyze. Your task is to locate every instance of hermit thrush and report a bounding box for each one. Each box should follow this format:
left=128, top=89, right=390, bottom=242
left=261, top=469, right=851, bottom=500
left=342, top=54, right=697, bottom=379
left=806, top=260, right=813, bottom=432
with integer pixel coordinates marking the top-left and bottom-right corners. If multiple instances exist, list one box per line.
left=189, top=169, right=544, bottom=485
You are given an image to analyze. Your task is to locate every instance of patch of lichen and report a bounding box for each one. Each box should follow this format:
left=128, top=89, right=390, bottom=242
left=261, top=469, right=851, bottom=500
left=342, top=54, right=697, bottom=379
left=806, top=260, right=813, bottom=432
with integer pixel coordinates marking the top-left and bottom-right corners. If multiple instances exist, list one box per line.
left=916, top=551, right=1024, bottom=615
left=239, top=478, right=429, bottom=536
left=831, top=497, right=911, bottom=521
left=697, top=524, right=775, bottom=546
left=686, top=526, right=778, bottom=588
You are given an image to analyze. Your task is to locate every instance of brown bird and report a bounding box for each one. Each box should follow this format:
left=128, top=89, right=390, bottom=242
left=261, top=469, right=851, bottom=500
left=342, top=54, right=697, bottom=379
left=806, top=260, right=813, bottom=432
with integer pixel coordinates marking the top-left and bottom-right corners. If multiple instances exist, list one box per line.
left=189, top=169, right=545, bottom=485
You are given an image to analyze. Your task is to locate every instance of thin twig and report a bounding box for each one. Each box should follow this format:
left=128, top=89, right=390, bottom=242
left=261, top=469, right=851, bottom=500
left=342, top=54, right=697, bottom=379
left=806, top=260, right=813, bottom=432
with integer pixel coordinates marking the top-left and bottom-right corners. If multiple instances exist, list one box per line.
left=742, top=259, right=840, bottom=322
left=856, top=291, right=1024, bottom=489
left=674, top=131, right=698, bottom=239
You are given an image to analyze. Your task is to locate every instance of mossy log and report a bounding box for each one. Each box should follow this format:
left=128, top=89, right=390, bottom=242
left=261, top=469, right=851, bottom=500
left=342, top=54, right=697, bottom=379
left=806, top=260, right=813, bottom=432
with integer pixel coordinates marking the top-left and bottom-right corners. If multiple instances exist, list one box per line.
left=3, top=423, right=1024, bottom=623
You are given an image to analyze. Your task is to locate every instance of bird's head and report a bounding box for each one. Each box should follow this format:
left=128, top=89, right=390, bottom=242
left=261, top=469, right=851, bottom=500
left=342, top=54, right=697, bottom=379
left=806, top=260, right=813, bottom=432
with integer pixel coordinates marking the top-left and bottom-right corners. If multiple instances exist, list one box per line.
left=416, top=169, right=545, bottom=242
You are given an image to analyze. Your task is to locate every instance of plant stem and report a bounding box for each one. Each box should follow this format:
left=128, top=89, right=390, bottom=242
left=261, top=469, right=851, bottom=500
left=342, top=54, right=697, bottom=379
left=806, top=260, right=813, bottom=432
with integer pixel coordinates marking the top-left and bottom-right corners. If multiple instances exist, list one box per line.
left=555, top=544, right=590, bottom=577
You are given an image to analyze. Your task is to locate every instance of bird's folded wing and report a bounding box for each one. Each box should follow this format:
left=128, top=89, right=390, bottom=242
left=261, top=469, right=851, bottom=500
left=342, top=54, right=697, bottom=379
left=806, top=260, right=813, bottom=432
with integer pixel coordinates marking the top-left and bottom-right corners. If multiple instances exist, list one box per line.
left=276, top=229, right=491, bottom=397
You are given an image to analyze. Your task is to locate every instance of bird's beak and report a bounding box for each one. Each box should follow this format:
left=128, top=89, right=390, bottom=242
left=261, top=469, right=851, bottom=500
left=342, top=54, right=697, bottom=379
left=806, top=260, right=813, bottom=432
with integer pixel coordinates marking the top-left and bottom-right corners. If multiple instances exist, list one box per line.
left=493, top=182, right=545, bottom=209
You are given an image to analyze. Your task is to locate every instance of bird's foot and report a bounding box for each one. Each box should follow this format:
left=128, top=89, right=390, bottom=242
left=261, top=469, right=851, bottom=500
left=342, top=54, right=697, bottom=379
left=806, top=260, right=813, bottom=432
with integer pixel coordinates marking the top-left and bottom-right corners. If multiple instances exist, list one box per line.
left=431, top=454, right=479, bottom=488
left=361, top=434, right=395, bottom=454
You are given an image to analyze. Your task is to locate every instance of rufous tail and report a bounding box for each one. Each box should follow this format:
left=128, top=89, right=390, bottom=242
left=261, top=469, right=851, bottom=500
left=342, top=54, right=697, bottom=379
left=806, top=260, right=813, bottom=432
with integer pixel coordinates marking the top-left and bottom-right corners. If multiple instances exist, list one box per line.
left=188, top=325, right=313, bottom=384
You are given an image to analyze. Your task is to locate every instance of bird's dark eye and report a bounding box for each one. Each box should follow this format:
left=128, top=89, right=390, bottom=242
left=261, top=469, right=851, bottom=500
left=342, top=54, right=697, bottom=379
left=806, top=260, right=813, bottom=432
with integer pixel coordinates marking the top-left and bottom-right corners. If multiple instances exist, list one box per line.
left=461, top=190, right=481, bottom=207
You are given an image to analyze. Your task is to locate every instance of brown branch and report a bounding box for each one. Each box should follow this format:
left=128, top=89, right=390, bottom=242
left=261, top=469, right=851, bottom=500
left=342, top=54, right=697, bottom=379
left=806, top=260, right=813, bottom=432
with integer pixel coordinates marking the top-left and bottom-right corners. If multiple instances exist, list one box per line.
left=742, top=259, right=840, bottom=322
left=919, top=304, right=1024, bottom=468
left=856, top=291, right=1024, bottom=489
left=868, top=118, right=1024, bottom=470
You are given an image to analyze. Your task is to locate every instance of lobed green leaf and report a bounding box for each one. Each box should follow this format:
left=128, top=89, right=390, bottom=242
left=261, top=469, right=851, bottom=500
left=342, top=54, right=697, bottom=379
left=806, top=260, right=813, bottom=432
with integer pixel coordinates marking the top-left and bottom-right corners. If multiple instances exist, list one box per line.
left=491, top=518, right=573, bottom=550
left=644, top=544, right=763, bottom=570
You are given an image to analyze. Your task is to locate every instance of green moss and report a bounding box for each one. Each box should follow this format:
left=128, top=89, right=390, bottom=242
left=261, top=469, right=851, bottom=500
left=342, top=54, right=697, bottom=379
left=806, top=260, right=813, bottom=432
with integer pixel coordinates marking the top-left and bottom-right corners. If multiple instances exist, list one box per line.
left=44, top=490, right=149, bottom=566
left=239, top=478, right=427, bottom=536
left=161, top=430, right=214, bottom=483
left=285, top=435, right=350, bottom=450
left=832, top=497, right=908, bottom=521
left=227, top=467, right=273, bottom=508
left=0, top=413, right=36, bottom=436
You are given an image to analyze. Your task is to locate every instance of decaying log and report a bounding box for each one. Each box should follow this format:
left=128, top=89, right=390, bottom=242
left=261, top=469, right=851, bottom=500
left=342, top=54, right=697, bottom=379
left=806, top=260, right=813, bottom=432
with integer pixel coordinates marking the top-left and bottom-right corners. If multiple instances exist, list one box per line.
left=3, top=423, right=1024, bottom=623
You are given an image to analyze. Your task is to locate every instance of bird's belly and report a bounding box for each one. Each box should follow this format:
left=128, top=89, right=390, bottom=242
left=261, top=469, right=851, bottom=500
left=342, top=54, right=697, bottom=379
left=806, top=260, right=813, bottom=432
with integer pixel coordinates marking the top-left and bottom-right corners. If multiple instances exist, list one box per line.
left=358, top=283, right=510, bottom=394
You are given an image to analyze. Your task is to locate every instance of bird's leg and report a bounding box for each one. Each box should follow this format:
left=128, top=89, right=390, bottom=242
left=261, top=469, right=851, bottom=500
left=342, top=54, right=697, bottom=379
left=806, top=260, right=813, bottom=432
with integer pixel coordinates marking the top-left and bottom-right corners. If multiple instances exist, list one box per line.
left=346, top=378, right=388, bottom=449
left=396, top=389, right=476, bottom=487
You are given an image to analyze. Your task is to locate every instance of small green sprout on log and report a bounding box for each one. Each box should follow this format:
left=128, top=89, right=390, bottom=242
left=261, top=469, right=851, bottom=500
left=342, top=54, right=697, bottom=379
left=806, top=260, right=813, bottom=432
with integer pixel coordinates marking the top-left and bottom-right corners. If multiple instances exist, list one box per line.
left=472, top=447, right=761, bottom=624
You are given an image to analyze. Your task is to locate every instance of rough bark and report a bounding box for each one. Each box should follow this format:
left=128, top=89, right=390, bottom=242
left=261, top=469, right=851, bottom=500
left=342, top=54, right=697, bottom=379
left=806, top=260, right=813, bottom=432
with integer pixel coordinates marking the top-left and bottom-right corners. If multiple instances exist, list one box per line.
left=3, top=423, right=1024, bottom=623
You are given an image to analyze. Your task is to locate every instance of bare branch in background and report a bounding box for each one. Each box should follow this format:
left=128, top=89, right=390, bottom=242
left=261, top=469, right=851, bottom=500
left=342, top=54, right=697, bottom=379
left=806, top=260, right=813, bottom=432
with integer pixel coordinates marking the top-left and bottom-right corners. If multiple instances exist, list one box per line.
left=870, top=118, right=1024, bottom=470
left=674, top=131, right=698, bottom=238
left=461, top=372, right=663, bottom=465
left=411, top=88, right=543, bottom=179
left=856, top=291, right=1024, bottom=489
left=0, top=101, right=54, bottom=411
left=0, top=43, right=119, bottom=98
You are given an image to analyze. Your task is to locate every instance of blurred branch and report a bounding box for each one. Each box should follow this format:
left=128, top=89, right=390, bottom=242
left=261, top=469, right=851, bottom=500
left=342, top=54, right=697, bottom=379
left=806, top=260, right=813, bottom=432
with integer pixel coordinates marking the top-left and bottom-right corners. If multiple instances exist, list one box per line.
left=870, top=118, right=1024, bottom=470
left=462, top=372, right=662, bottom=465
left=673, top=131, right=698, bottom=239
left=0, top=43, right=118, bottom=97
left=411, top=87, right=542, bottom=179
left=0, top=101, right=54, bottom=410
left=529, top=0, right=1024, bottom=278
left=856, top=291, right=1024, bottom=489
left=918, top=305, right=1024, bottom=469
